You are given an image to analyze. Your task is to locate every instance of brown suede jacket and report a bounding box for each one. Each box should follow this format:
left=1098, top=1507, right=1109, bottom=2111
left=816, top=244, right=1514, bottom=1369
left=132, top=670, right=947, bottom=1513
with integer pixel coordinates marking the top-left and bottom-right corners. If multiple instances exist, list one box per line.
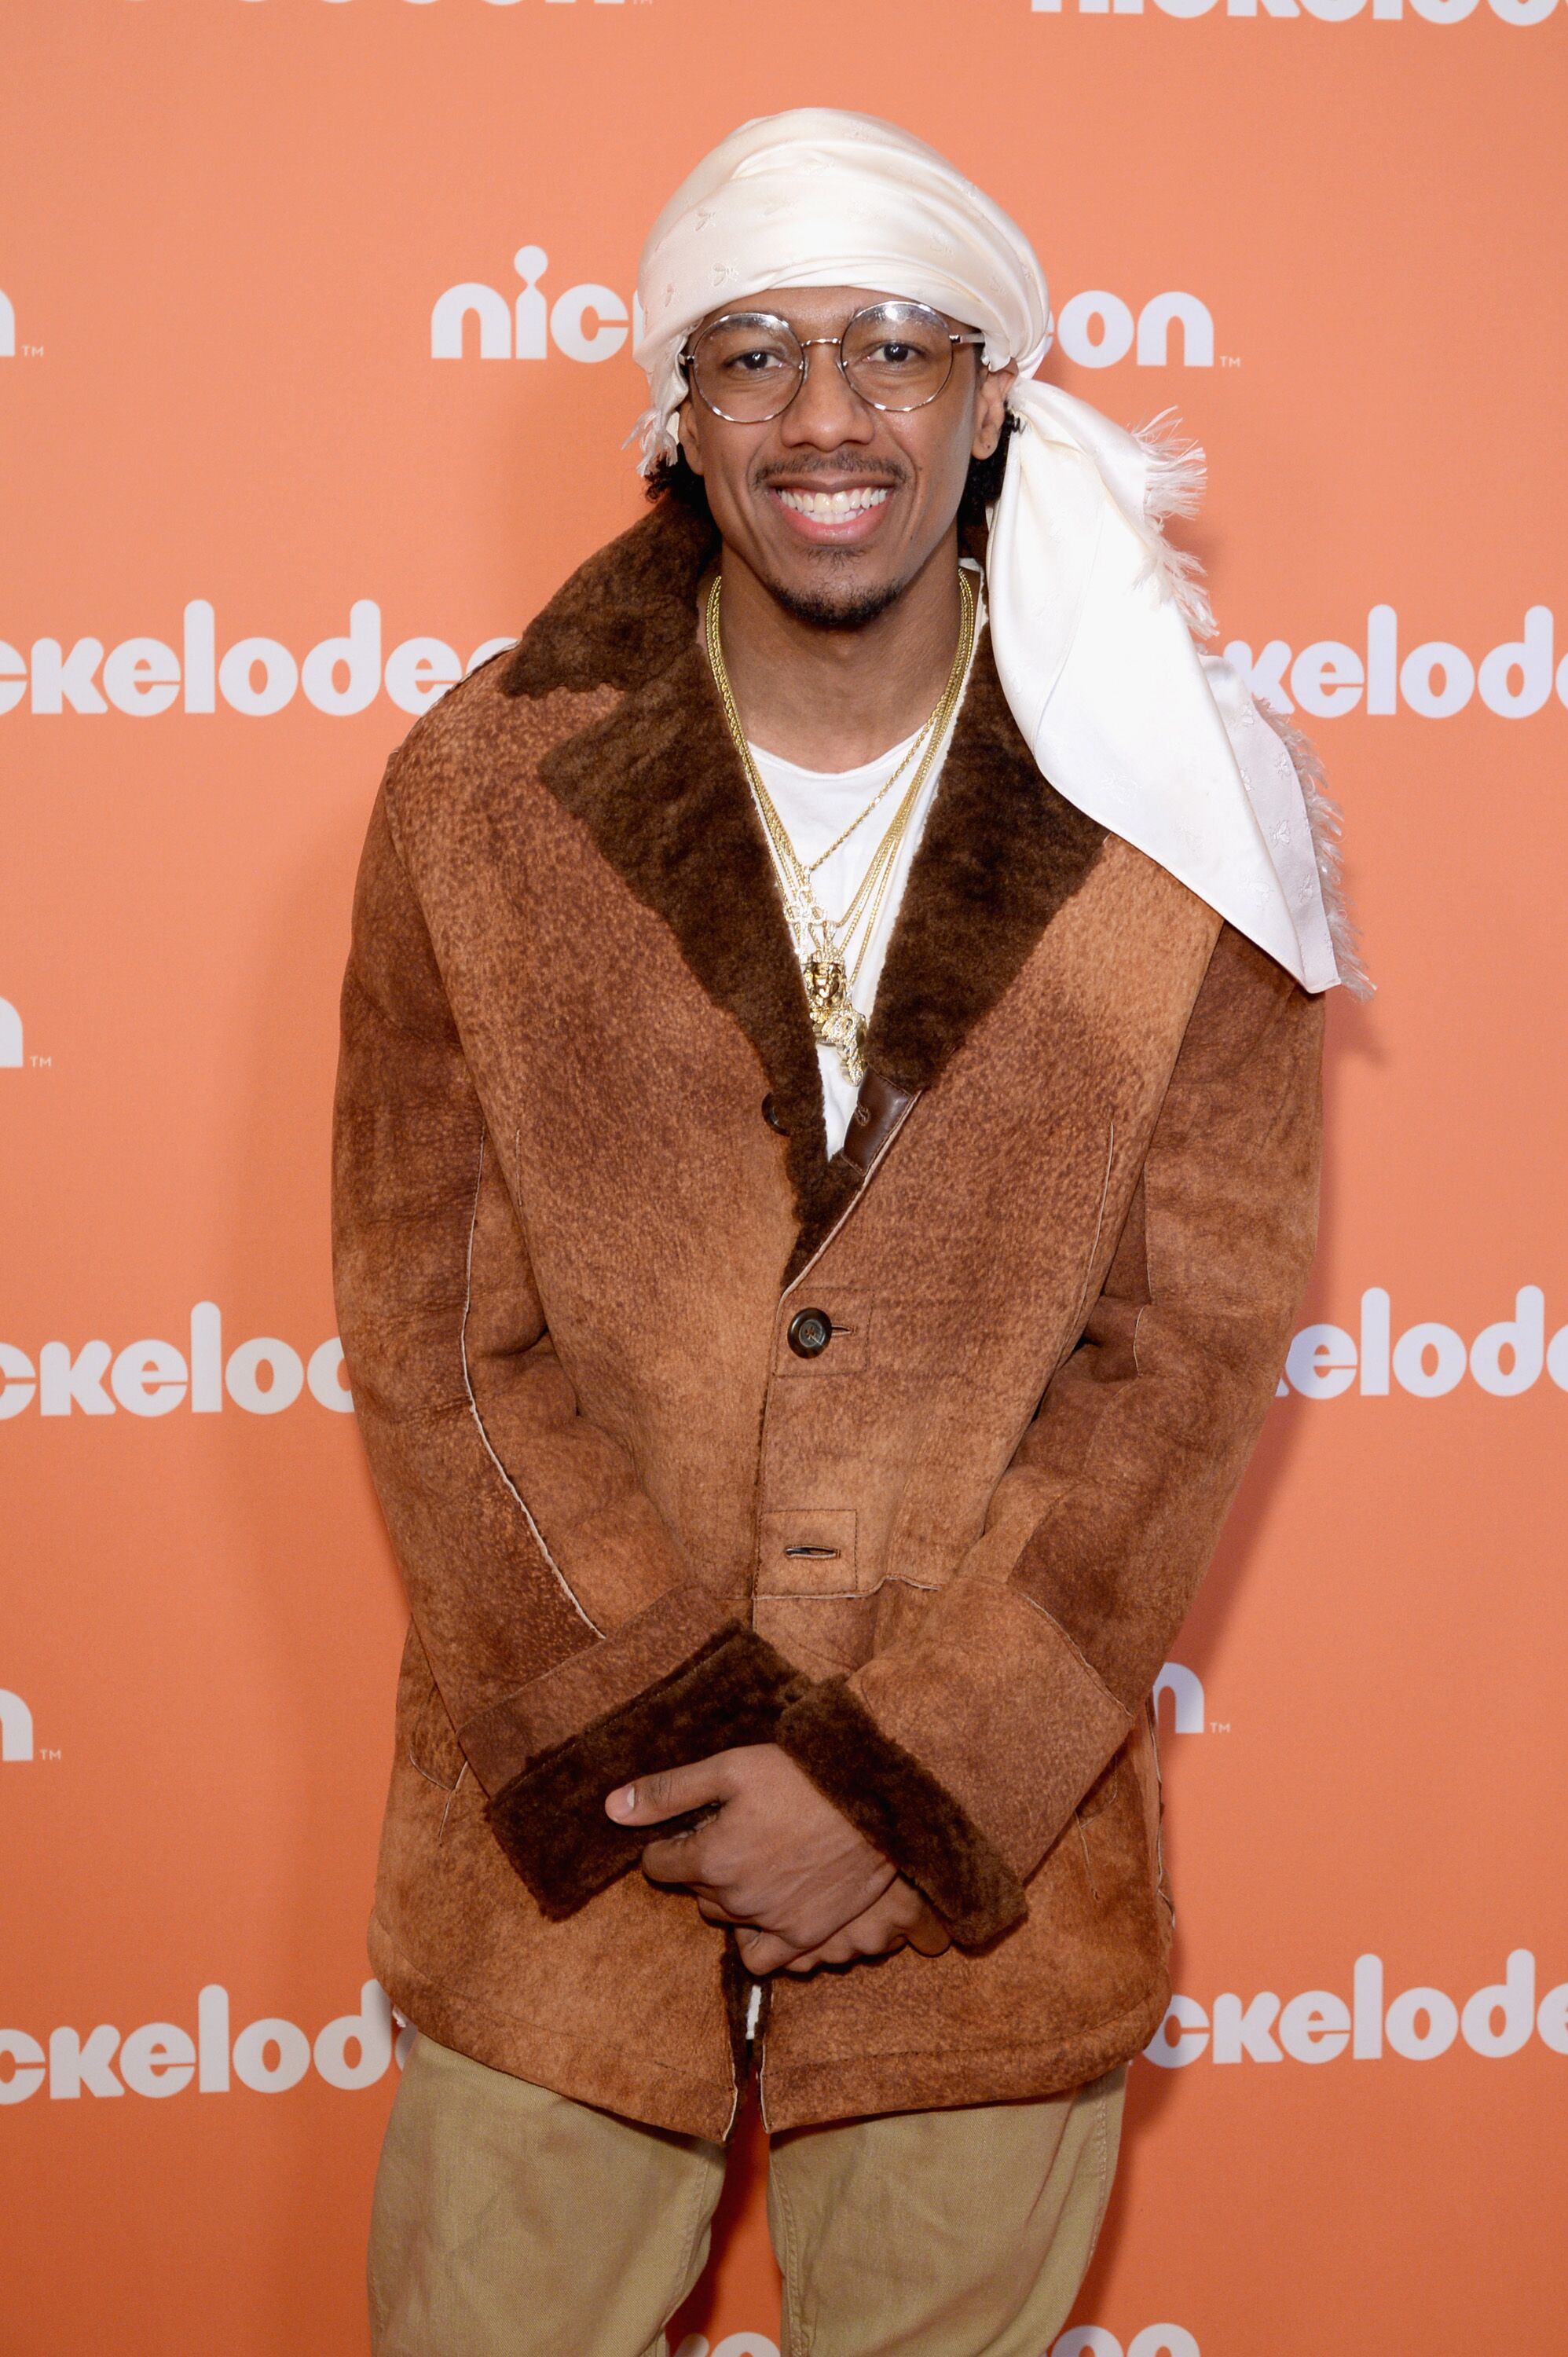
left=332, top=497, right=1324, bottom=2139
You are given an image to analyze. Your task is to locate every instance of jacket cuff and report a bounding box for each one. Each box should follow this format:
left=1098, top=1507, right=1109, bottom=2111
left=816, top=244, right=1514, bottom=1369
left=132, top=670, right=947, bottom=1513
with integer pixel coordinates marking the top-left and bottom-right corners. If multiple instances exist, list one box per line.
left=485, top=1624, right=809, bottom=1919
left=775, top=1678, right=1028, bottom=1948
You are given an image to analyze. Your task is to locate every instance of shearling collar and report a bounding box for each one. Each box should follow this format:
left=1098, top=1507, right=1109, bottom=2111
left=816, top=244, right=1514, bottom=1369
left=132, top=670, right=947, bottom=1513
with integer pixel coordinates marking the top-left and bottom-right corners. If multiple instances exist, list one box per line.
left=503, top=500, right=1106, bottom=1259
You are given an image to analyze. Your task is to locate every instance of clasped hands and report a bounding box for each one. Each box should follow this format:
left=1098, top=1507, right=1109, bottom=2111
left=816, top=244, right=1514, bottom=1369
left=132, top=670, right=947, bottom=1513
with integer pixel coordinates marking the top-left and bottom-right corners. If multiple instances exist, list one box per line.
left=605, top=1743, right=950, bottom=1975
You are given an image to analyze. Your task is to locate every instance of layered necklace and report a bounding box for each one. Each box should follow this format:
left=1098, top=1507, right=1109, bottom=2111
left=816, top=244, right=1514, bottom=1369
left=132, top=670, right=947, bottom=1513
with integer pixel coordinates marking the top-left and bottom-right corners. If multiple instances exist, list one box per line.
left=706, top=568, right=976, bottom=1085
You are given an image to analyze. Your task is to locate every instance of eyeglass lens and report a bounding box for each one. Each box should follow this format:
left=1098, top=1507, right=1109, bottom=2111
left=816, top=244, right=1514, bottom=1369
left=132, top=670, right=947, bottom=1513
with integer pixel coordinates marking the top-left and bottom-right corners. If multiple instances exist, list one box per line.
left=689, top=304, right=958, bottom=420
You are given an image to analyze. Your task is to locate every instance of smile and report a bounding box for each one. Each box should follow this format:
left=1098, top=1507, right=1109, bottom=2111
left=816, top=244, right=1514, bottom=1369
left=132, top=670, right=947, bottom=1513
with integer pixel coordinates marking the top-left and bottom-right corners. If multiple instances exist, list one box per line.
left=772, top=486, right=892, bottom=518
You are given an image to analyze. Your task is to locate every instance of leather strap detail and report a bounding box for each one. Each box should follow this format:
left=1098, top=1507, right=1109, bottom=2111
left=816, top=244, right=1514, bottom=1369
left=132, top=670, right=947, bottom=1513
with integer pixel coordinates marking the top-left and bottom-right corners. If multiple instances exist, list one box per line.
left=841, top=1071, right=921, bottom=1182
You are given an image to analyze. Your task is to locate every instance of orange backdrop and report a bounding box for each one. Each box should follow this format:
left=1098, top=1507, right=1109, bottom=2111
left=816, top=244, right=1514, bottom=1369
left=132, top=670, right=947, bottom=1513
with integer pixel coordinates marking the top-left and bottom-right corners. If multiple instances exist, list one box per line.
left=3, top=5, right=1566, bottom=2353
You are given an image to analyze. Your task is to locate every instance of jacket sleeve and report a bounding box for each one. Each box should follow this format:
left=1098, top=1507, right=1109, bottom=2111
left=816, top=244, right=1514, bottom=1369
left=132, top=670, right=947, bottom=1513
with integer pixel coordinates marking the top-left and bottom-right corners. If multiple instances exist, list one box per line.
left=332, top=775, right=805, bottom=1918
left=775, top=923, right=1325, bottom=1945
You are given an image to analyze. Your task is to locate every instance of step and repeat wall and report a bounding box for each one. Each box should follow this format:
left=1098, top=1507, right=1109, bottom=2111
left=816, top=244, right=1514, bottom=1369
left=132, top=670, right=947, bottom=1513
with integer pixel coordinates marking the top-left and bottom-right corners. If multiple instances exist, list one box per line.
left=3, top=5, right=1565, bottom=2353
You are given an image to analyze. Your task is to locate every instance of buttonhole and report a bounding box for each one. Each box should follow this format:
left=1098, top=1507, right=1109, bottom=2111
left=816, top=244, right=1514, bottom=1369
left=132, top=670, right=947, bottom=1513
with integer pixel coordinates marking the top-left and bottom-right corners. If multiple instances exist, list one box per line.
left=783, top=1546, right=841, bottom=1560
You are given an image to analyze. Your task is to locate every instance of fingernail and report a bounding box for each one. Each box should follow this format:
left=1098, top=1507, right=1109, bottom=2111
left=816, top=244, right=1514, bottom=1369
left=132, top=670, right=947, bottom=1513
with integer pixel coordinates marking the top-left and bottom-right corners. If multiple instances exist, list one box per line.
left=606, top=1784, right=635, bottom=1819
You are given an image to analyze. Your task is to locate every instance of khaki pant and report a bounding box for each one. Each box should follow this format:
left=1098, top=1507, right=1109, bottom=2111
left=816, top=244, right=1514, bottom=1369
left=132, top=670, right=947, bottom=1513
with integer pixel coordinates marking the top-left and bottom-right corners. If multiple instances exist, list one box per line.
left=369, top=2034, right=1126, bottom=2357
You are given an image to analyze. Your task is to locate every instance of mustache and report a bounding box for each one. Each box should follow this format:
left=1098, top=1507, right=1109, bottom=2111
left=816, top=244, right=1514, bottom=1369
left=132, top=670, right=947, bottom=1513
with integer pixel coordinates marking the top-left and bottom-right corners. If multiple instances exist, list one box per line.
left=753, top=454, right=907, bottom=489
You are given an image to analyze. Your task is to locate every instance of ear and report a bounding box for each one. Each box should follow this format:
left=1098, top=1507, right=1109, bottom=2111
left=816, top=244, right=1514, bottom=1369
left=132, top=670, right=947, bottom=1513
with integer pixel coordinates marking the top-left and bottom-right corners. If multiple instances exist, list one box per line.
left=971, top=361, right=1018, bottom=462
left=676, top=397, right=706, bottom=478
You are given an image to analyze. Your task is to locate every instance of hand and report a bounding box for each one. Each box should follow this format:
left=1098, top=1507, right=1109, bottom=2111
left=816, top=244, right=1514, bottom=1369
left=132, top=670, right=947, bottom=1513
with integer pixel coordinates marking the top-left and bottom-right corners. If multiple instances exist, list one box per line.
left=768, top=1875, right=952, bottom=1976
left=605, top=1743, right=909, bottom=1970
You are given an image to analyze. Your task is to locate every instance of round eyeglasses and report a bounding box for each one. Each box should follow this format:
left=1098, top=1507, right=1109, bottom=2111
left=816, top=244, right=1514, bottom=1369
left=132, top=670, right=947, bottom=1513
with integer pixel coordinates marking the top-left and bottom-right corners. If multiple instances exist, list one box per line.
left=680, top=301, right=987, bottom=425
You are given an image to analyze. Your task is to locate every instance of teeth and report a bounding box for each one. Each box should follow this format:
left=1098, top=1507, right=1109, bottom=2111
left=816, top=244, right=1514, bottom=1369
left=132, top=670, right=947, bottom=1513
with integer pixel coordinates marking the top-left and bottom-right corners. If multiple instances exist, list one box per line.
left=775, top=487, right=892, bottom=518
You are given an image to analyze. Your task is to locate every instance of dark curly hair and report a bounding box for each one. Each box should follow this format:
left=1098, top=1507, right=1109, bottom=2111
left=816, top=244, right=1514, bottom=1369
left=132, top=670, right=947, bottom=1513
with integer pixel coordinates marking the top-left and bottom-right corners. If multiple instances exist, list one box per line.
left=643, top=410, right=1019, bottom=533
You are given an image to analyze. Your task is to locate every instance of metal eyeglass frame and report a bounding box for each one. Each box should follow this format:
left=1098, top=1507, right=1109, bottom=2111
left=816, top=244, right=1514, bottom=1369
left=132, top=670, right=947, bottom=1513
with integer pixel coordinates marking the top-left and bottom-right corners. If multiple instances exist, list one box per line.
left=679, top=300, right=987, bottom=423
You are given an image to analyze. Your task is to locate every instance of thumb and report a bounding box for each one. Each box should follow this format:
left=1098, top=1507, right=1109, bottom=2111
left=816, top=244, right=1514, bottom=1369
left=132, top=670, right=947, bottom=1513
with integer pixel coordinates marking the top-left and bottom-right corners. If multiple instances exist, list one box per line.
left=906, top=1896, right=952, bottom=1958
left=604, top=1754, right=734, bottom=1825
left=735, top=1926, right=797, bottom=1975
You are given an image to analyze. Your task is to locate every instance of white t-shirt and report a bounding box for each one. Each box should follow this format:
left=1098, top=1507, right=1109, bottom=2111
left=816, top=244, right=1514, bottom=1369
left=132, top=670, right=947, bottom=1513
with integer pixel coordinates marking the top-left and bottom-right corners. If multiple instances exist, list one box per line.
left=747, top=594, right=981, bottom=1157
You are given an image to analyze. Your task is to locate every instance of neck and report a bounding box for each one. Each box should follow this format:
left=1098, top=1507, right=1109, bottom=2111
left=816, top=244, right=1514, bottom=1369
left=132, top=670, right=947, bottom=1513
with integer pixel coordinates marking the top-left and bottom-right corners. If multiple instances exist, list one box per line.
left=710, top=530, right=966, bottom=771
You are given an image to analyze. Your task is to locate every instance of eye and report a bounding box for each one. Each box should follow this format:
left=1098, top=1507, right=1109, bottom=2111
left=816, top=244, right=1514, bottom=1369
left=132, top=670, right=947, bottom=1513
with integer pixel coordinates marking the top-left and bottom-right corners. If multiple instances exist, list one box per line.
left=709, top=343, right=794, bottom=383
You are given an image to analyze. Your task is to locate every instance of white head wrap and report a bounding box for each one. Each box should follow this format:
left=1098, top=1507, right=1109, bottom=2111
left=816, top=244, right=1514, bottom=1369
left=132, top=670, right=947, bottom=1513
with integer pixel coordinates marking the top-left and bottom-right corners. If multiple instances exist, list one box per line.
left=634, top=108, right=1355, bottom=995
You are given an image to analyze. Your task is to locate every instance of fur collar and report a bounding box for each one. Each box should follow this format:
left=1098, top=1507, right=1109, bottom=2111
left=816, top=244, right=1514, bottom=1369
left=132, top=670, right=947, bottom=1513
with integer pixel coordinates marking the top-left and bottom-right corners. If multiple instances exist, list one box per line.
left=504, top=503, right=1106, bottom=1259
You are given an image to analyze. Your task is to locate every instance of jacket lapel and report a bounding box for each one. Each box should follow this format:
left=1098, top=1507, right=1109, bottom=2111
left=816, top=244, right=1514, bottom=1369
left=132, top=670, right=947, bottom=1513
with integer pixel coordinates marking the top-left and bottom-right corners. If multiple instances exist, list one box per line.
left=503, top=503, right=1108, bottom=1266
left=785, top=631, right=1108, bottom=1275
left=515, top=570, right=841, bottom=1249
left=865, top=625, right=1107, bottom=1093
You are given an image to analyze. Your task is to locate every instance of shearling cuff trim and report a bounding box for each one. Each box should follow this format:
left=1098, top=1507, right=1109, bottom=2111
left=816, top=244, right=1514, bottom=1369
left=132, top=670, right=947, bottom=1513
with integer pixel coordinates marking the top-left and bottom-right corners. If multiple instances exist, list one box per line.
left=486, top=1625, right=808, bottom=1919
left=776, top=1678, right=1028, bottom=1948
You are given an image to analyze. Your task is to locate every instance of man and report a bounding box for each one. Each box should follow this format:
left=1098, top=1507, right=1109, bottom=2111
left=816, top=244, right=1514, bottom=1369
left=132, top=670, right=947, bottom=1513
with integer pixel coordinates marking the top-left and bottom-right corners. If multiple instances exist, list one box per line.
left=334, top=110, right=1361, bottom=2357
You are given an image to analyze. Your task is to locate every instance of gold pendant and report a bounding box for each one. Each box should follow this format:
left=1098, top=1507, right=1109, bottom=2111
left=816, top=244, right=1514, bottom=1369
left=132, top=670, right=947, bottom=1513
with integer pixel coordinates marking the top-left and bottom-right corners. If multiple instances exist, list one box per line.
left=803, top=947, right=868, bottom=1084
left=781, top=894, right=817, bottom=950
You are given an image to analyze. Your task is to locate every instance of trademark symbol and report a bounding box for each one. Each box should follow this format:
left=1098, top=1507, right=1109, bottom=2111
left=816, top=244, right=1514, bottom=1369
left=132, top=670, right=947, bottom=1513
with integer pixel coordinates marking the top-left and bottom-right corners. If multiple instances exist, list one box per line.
left=1208, top=1721, right=1232, bottom=1735
left=22, top=344, right=44, bottom=360
left=1220, top=354, right=1241, bottom=369
left=30, top=1054, right=51, bottom=1069
left=39, top=1748, right=62, bottom=1762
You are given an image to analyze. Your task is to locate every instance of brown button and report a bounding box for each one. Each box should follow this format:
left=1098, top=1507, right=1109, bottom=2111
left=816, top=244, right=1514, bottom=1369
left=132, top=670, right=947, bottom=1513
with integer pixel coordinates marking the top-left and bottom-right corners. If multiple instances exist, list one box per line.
left=787, top=1308, right=833, bottom=1359
left=761, top=1094, right=789, bottom=1135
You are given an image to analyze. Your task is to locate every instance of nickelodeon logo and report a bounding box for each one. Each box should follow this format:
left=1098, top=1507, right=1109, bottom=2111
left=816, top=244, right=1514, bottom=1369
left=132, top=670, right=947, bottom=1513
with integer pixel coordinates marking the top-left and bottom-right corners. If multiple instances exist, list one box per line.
left=0, top=1306, right=350, bottom=1420
left=12, top=1294, right=1566, bottom=1419
left=1146, top=1952, right=1568, bottom=2067
left=1152, top=1662, right=1205, bottom=1732
left=0, top=603, right=512, bottom=720
left=0, top=1677, right=1244, bottom=1765
left=675, top=2335, right=1200, bottom=2357
left=1033, top=0, right=1559, bottom=17
left=431, top=249, right=1214, bottom=370
left=11, top=601, right=1565, bottom=726
left=1280, top=1289, right=1568, bottom=1400
left=1227, top=607, right=1568, bottom=720
left=0, top=1690, right=34, bottom=1763
left=434, top=249, right=635, bottom=363
left=674, top=2340, right=783, bottom=2357
left=1048, top=2337, right=1198, bottom=2357
left=1053, top=291, right=1211, bottom=370
left=0, top=1982, right=408, bottom=2108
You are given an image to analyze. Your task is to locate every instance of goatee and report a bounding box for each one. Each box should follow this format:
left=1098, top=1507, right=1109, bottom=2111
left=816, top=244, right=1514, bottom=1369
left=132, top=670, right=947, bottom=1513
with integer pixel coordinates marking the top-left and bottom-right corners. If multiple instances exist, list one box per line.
left=763, top=567, right=907, bottom=632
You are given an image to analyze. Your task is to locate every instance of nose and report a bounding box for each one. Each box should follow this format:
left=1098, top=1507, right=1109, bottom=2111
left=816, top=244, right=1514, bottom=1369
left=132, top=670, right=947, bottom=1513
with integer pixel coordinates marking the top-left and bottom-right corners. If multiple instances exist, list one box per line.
left=779, top=339, right=875, bottom=452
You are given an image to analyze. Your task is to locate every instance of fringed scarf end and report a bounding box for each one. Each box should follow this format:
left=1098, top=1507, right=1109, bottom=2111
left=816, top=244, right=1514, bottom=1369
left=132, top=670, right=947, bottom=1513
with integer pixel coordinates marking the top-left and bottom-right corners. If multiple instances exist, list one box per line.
left=1255, top=701, right=1376, bottom=1000
left=1130, top=407, right=1216, bottom=642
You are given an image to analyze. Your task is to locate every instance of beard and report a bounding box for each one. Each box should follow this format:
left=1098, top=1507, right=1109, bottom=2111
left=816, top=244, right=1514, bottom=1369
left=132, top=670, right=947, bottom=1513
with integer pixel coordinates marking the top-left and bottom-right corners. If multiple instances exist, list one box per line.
left=758, top=555, right=910, bottom=632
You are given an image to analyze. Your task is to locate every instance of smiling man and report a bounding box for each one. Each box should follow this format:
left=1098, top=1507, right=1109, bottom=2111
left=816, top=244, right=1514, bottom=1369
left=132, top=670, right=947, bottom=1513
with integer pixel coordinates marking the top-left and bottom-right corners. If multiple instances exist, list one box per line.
left=335, top=109, right=1361, bottom=2357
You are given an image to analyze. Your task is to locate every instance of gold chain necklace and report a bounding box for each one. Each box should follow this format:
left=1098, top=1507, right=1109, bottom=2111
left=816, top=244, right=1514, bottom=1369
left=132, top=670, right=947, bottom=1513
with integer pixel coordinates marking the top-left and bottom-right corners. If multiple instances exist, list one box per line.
left=706, top=569, right=976, bottom=1085
left=801, top=710, right=937, bottom=875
